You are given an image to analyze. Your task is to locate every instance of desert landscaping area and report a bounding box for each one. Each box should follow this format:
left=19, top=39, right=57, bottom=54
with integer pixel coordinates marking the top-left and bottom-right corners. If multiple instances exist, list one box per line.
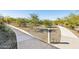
left=10, top=23, right=61, bottom=43
left=0, top=10, right=79, bottom=49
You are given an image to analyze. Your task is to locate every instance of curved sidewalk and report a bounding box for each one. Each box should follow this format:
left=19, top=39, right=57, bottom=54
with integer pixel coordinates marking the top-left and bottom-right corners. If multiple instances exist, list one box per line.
left=7, top=24, right=58, bottom=49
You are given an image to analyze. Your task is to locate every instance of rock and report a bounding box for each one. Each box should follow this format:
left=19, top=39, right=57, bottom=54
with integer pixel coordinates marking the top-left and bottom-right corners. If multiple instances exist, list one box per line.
left=0, top=25, right=17, bottom=49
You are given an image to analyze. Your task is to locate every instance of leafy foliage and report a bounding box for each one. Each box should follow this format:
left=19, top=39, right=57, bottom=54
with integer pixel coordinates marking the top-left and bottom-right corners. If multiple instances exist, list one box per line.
left=42, top=20, right=52, bottom=28
left=0, top=13, right=79, bottom=29
left=16, top=18, right=27, bottom=27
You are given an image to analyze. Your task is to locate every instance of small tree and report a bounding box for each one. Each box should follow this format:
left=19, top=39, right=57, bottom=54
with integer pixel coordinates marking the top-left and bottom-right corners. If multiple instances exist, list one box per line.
left=0, top=16, right=4, bottom=24
left=4, top=16, right=14, bottom=24
left=29, top=14, right=40, bottom=29
left=43, top=20, right=52, bottom=28
left=30, top=14, right=40, bottom=26
left=16, top=18, right=27, bottom=27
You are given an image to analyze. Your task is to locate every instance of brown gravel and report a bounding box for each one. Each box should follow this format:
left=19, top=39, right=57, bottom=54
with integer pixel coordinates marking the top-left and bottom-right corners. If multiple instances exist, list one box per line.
left=10, top=23, right=61, bottom=43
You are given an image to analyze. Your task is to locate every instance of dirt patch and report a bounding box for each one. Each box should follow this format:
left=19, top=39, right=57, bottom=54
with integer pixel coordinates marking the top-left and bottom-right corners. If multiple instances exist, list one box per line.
left=10, top=23, right=61, bottom=43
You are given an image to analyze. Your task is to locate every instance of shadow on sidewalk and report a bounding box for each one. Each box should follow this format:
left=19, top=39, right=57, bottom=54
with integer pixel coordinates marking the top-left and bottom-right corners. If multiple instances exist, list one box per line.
left=51, top=42, right=69, bottom=44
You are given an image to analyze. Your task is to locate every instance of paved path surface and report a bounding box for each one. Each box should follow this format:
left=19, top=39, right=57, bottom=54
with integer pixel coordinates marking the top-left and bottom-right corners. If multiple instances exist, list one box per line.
left=52, top=26, right=79, bottom=49
left=10, top=26, right=58, bottom=49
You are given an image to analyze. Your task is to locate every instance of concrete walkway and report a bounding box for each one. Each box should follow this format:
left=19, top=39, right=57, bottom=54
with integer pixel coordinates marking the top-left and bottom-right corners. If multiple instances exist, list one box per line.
left=52, top=26, right=79, bottom=49
left=7, top=24, right=58, bottom=49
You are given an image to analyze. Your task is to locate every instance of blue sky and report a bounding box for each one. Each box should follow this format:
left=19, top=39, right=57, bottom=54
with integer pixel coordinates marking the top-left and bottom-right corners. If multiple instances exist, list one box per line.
left=0, top=10, right=79, bottom=20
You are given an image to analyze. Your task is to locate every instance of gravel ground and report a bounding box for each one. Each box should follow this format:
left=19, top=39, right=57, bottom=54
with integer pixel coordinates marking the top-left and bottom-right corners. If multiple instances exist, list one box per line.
left=10, top=23, right=61, bottom=43
left=10, top=27, right=58, bottom=49
left=0, top=25, right=17, bottom=49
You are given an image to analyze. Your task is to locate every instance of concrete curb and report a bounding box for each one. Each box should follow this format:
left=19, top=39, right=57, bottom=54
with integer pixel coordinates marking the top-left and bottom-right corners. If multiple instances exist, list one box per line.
left=6, top=24, right=43, bottom=41
left=6, top=24, right=59, bottom=49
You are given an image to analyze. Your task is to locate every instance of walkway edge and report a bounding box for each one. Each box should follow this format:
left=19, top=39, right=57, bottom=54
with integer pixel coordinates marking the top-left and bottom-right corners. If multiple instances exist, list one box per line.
left=6, top=24, right=59, bottom=49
